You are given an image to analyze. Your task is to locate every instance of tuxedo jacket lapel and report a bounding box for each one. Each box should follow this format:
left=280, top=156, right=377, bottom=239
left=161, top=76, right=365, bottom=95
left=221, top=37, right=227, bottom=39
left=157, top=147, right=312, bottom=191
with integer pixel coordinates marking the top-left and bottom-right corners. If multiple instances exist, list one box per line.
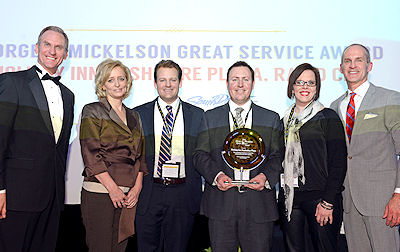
left=27, top=68, right=53, bottom=136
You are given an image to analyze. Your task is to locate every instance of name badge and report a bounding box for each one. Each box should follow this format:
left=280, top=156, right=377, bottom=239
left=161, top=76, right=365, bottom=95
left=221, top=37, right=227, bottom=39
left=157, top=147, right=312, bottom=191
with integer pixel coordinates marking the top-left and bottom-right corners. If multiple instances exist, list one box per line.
left=162, top=162, right=181, bottom=178
left=280, top=173, right=299, bottom=188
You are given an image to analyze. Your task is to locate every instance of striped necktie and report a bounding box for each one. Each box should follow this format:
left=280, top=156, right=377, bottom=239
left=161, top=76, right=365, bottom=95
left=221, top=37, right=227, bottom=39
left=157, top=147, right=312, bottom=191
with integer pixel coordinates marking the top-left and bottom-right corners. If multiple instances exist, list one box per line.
left=157, top=105, right=173, bottom=178
left=235, top=107, right=244, bottom=128
left=346, top=92, right=356, bottom=143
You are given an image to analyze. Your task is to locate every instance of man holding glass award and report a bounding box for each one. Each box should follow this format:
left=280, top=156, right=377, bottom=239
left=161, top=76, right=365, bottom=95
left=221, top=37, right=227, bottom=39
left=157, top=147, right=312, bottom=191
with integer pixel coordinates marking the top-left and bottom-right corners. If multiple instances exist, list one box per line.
left=194, top=61, right=283, bottom=252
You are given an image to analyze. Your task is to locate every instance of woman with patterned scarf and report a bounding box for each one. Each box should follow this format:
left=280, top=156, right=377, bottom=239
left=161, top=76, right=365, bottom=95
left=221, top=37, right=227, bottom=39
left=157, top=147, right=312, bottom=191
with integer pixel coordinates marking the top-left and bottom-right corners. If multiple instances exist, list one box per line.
left=278, top=63, right=347, bottom=252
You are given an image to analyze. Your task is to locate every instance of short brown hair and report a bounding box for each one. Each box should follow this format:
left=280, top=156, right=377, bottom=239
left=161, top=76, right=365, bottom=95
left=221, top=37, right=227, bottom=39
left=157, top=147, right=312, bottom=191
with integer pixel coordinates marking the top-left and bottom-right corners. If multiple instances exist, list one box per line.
left=287, top=63, right=321, bottom=100
left=95, top=59, right=133, bottom=100
left=226, top=61, right=254, bottom=82
left=154, top=60, right=182, bottom=82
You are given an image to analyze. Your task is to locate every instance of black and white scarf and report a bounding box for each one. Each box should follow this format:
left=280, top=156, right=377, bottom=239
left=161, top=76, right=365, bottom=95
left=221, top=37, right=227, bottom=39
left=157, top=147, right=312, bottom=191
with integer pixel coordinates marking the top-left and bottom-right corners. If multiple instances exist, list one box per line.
left=282, top=101, right=324, bottom=221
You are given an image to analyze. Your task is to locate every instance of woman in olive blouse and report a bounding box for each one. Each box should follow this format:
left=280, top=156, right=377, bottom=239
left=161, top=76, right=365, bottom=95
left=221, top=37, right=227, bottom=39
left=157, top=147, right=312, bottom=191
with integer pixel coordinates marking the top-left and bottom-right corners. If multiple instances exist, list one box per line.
left=80, top=59, right=147, bottom=252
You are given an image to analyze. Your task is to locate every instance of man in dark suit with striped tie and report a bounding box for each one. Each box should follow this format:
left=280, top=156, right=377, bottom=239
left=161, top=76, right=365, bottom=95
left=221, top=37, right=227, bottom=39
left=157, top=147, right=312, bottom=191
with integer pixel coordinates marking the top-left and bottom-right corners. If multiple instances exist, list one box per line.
left=135, top=60, right=204, bottom=252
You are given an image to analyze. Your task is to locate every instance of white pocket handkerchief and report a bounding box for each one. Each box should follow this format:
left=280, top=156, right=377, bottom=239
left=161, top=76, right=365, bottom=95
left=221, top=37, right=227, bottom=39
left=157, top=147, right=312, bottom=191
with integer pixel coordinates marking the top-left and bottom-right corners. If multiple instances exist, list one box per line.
left=364, top=112, right=378, bottom=120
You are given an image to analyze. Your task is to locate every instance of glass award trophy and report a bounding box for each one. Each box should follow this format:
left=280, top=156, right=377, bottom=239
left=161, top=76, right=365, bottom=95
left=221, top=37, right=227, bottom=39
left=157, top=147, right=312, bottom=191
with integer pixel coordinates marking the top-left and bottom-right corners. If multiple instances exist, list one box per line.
left=221, top=128, right=266, bottom=185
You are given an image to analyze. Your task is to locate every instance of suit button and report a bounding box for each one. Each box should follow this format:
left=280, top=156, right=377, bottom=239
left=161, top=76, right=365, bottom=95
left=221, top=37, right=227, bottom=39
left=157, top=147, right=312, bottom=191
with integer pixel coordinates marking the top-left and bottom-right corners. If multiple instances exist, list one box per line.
left=348, top=156, right=352, bottom=160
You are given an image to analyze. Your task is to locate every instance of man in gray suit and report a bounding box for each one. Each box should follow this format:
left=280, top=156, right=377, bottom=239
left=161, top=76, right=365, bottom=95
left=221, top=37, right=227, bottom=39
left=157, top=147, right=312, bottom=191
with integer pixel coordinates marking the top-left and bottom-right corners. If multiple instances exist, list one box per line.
left=194, top=61, right=283, bottom=252
left=330, top=44, right=400, bottom=251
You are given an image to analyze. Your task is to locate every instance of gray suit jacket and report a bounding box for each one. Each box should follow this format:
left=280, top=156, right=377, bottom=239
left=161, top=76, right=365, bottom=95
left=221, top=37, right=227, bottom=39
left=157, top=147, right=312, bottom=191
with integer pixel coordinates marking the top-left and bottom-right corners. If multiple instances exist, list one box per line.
left=330, top=83, right=400, bottom=216
left=194, top=102, right=283, bottom=222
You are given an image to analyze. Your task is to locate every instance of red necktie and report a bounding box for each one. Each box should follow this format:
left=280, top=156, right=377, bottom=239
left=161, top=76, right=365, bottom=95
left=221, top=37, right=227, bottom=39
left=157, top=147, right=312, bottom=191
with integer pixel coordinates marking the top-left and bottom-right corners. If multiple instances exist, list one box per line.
left=346, top=92, right=356, bottom=143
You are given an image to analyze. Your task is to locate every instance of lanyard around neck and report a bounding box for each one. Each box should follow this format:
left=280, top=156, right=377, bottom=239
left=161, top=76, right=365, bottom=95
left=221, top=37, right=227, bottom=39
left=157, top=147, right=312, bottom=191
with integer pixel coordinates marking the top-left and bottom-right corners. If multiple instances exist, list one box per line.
left=156, top=100, right=181, bottom=136
left=230, top=103, right=252, bottom=130
left=284, top=106, right=296, bottom=143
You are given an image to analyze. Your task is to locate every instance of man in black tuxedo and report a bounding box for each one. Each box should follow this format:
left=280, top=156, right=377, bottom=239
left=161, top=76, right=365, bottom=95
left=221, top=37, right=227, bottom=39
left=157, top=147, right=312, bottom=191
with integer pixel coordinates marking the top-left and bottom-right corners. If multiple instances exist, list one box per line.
left=194, top=61, right=283, bottom=252
left=0, top=26, right=74, bottom=252
left=135, top=60, right=204, bottom=252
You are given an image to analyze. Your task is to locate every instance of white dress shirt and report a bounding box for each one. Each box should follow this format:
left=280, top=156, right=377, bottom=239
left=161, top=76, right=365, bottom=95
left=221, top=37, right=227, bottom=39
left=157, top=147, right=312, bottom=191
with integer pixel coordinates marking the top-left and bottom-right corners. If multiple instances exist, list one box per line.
left=339, top=81, right=370, bottom=125
left=36, top=64, right=64, bottom=143
left=153, top=97, right=185, bottom=178
left=228, top=99, right=253, bottom=131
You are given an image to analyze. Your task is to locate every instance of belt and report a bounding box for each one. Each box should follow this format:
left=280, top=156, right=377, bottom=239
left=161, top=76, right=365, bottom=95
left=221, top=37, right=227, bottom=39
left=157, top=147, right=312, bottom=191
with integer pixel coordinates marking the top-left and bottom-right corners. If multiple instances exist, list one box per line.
left=153, top=177, right=186, bottom=185
left=82, top=181, right=130, bottom=193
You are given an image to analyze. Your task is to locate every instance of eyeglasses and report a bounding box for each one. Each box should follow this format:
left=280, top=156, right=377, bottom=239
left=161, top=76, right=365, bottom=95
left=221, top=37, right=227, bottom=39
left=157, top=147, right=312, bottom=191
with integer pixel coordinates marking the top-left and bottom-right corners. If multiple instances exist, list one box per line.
left=294, top=80, right=316, bottom=87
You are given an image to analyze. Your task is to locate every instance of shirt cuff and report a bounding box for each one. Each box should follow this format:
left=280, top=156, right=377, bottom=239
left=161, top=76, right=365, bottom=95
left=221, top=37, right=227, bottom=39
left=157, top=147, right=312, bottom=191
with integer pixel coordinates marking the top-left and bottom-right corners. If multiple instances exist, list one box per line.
left=0, top=189, right=5, bottom=194
left=213, top=171, right=225, bottom=186
left=394, top=188, right=400, bottom=194
left=264, top=179, right=271, bottom=189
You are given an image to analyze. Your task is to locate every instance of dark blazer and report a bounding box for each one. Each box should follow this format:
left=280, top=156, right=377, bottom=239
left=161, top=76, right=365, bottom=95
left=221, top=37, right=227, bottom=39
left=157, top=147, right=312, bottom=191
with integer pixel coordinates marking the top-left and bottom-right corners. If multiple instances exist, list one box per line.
left=194, top=102, right=283, bottom=223
left=0, top=66, right=74, bottom=211
left=135, top=99, right=204, bottom=215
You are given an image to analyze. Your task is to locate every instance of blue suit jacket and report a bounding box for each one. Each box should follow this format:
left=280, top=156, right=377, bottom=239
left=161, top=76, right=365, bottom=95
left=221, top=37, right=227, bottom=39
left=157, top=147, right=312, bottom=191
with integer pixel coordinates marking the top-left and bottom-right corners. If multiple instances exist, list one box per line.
left=134, top=99, right=204, bottom=215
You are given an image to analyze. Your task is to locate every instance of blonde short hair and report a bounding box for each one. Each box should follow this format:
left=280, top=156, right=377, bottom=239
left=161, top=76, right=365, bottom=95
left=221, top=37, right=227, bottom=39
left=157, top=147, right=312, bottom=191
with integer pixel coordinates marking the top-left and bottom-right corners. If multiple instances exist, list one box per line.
left=95, top=59, right=133, bottom=100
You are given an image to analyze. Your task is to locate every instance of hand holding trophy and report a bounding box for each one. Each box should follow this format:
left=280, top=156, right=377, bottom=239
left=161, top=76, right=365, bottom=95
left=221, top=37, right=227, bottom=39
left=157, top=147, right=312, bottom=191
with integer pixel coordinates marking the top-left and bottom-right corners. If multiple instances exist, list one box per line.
left=221, top=128, right=265, bottom=192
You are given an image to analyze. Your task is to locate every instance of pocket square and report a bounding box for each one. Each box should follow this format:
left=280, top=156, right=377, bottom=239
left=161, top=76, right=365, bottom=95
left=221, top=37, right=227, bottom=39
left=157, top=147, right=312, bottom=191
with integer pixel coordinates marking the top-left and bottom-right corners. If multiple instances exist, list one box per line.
left=364, top=113, right=378, bottom=119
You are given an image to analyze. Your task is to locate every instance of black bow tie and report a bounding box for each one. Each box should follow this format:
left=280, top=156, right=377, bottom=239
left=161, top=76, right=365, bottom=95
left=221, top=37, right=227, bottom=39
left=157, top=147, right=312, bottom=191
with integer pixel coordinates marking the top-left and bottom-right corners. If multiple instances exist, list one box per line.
left=42, top=73, right=61, bottom=85
left=34, top=65, right=61, bottom=85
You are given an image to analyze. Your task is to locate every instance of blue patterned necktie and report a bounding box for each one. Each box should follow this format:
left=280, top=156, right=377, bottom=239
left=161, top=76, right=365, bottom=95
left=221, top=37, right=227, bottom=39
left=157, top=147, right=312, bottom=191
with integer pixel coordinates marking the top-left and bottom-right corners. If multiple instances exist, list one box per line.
left=157, top=105, right=173, bottom=178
